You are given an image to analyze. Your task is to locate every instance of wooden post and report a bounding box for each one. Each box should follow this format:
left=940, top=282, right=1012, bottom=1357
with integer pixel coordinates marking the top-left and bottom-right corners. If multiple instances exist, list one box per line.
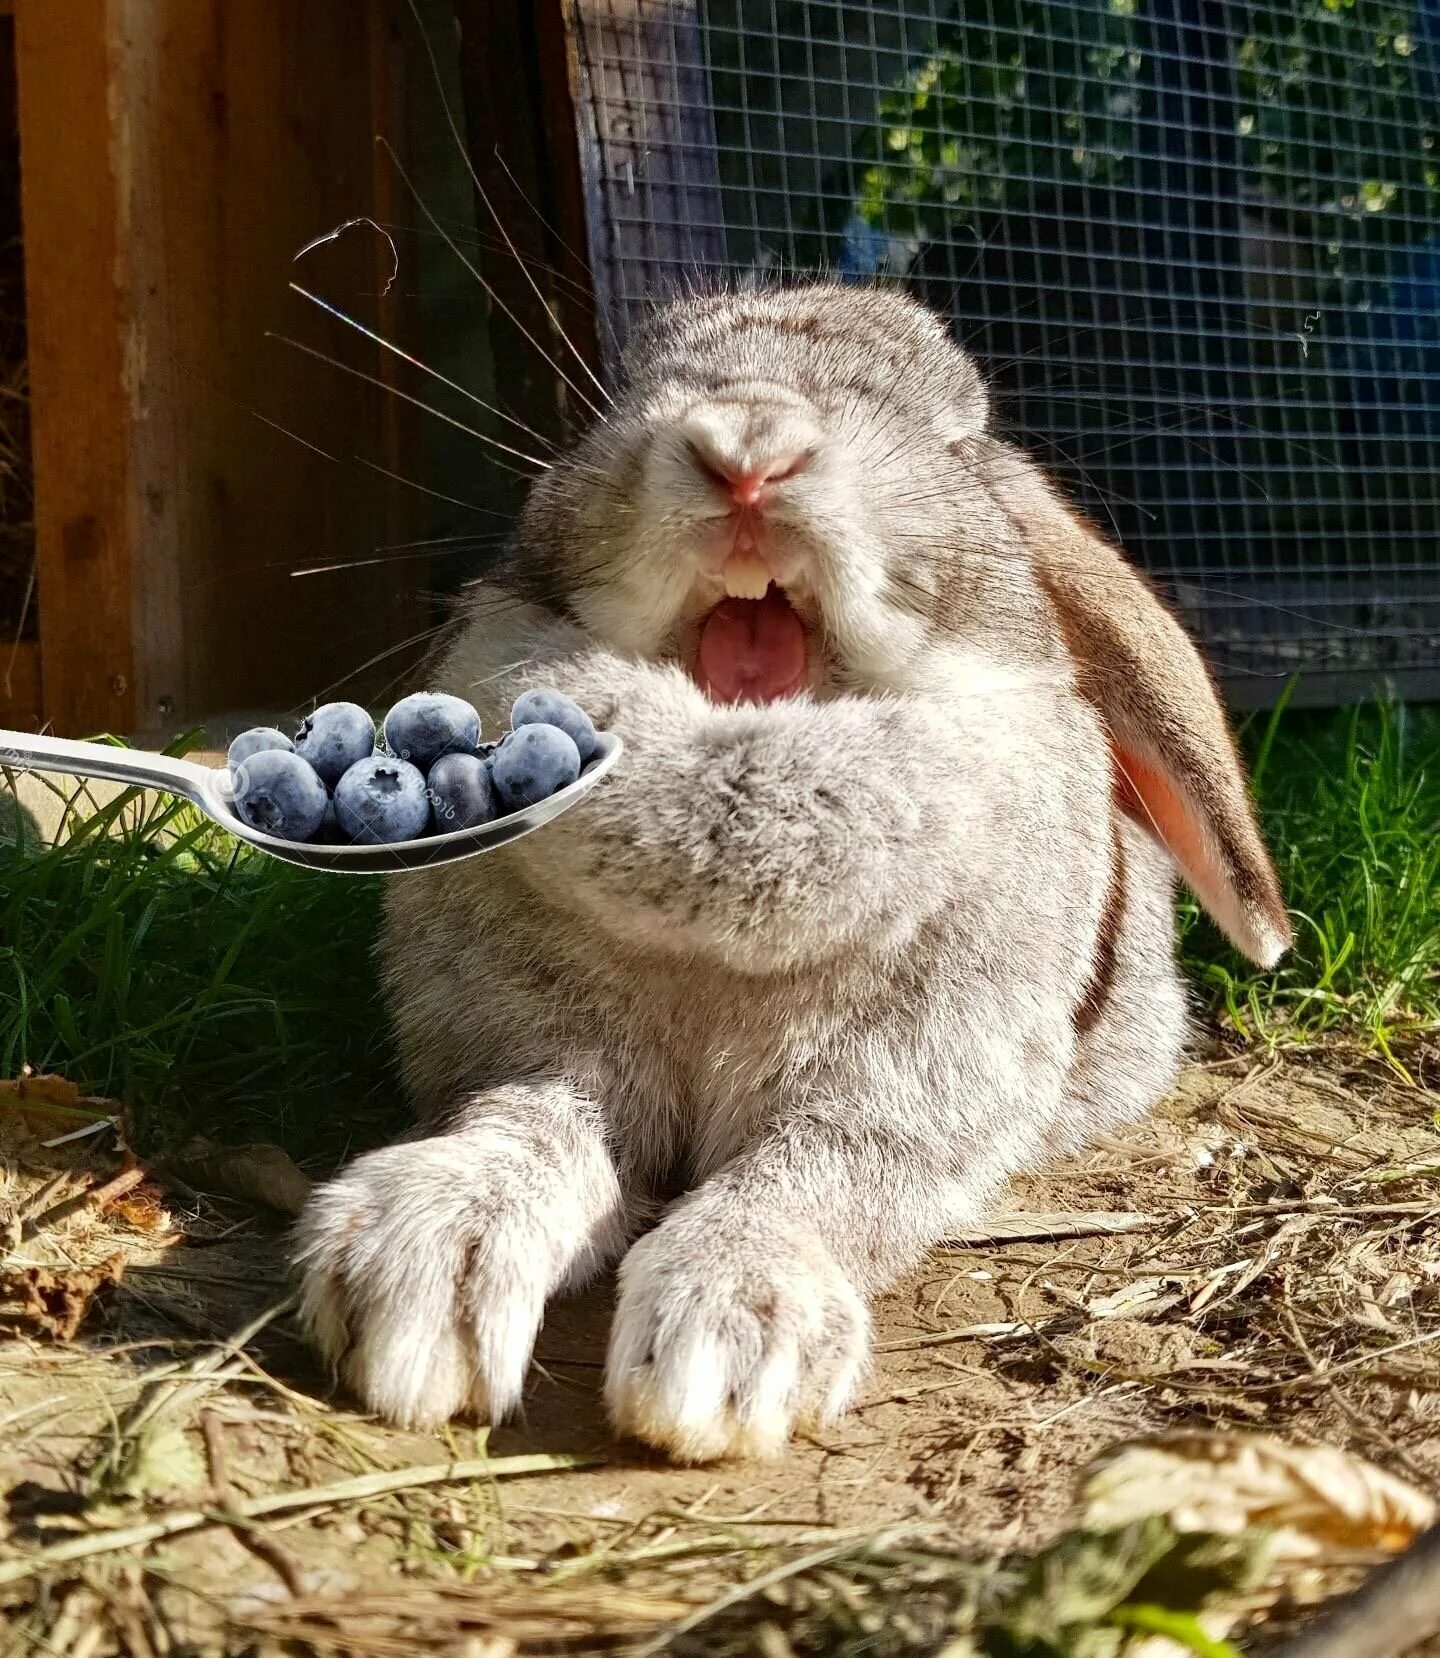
left=565, top=0, right=728, bottom=366
left=15, top=4, right=133, bottom=734
left=0, top=637, right=40, bottom=730
left=16, top=0, right=421, bottom=736
left=455, top=0, right=728, bottom=404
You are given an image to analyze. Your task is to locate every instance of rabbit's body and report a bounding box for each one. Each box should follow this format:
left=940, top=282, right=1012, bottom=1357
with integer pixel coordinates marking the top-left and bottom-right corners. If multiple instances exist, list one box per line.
left=297, top=284, right=1286, bottom=1459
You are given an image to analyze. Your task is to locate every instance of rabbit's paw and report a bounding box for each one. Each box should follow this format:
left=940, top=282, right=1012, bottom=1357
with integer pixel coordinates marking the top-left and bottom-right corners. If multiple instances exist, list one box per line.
left=294, top=1137, right=557, bottom=1429
left=605, top=1216, right=869, bottom=1461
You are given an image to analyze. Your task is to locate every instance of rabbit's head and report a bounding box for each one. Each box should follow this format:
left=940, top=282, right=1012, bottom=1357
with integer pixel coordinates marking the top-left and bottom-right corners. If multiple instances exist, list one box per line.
left=510, top=281, right=1291, bottom=968
left=516, top=282, right=1057, bottom=701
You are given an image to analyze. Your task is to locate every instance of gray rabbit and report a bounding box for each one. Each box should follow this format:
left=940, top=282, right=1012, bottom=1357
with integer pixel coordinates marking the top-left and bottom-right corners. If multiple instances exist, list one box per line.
left=295, top=284, right=1289, bottom=1460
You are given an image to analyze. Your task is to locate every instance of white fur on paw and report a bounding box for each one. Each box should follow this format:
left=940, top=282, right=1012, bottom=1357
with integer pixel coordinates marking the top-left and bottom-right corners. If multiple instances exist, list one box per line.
left=295, top=1138, right=561, bottom=1430
left=604, top=1218, right=869, bottom=1462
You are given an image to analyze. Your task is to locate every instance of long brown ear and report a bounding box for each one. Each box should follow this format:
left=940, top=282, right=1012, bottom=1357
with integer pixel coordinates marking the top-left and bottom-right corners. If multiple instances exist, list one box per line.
left=990, top=445, right=1291, bottom=968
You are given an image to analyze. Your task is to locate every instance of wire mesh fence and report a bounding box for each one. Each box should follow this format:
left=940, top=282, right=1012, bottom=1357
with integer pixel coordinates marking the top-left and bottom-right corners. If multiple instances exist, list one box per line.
left=569, top=0, right=1440, bottom=703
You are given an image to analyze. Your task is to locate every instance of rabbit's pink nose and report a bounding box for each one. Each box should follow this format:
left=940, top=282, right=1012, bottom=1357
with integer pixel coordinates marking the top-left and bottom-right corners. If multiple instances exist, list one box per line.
left=725, top=452, right=812, bottom=508
left=689, top=443, right=814, bottom=510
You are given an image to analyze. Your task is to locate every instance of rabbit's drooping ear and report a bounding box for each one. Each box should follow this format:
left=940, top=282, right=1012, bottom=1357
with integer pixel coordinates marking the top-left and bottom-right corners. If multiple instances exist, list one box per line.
left=992, top=449, right=1291, bottom=968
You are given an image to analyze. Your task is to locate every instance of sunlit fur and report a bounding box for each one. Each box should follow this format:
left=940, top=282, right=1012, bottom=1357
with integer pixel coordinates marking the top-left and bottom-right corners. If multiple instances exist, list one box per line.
left=511, top=284, right=1049, bottom=700
left=296, top=282, right=1278, bottom=1460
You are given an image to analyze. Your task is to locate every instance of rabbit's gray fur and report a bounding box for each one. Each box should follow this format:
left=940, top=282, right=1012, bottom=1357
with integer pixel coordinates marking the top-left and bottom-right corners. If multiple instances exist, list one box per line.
left=296, top=283, right=1276, bottom=1460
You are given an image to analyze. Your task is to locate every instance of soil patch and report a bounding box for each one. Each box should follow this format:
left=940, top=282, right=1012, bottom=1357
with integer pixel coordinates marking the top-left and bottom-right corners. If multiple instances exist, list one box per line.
left=2, top=1053, right=1437, bottom=1652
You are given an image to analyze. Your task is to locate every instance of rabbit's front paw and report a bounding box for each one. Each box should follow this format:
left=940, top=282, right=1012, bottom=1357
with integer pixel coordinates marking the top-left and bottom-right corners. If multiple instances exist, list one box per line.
left=294, top=1137, right=558, bottom=1430
left=605, top=1216, right=869, bottom=1461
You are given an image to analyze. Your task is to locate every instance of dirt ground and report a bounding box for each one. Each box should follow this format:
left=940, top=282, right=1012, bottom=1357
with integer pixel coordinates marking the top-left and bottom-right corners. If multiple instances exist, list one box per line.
left=2, top=1048, right=1438, bottom=1654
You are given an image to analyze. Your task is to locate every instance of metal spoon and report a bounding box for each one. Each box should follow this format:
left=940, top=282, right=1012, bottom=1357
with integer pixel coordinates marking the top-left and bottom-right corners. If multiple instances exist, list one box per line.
left=0, top=727, right=622, bottom=873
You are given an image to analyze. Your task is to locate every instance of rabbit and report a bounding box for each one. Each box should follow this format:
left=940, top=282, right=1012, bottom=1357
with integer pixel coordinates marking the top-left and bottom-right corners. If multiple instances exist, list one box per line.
left=294, top=282, right=1290, bottom=1461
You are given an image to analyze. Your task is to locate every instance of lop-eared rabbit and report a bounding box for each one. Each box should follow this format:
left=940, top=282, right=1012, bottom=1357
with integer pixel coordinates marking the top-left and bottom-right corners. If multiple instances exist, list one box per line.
left=297, top=284, right=1289, bottom=1460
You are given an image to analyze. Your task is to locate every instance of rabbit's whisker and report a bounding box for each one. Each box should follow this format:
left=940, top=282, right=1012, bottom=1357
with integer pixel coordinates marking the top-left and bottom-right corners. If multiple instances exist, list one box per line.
left=352, top=455, right=505, bottom=518
left=379, top=127, right=609, bottom=427
left=289, top=282, right=561, bottom=455
left=267, top=333, right=549, bottom=477
left=401, top=5, right=612, bottom=413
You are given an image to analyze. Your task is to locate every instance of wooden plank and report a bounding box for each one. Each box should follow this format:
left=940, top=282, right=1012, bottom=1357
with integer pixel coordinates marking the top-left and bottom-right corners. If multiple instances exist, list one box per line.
left=0, top=636, right=40, bottom=730
left=18, top=1, right=424, bottom=737
left=456, top=0, right=729, bottom=397
left=114, top=1, right=426, bottom=725
left=15, top=4, right=134, bottom=735
left=536, top=0, right=608, bottom=381
left=368, top=0, right=407, bottom=563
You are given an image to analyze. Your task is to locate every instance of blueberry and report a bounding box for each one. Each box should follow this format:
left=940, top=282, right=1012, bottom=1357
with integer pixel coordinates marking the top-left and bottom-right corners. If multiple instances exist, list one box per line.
left=491, top=723, right=581, bottom=810
left=511, top=689, right=598, bottom=764
left=383, top=692, right=481, bottom=774
left=227, top=727, right=293, bottom=772
left=294, top=702, right=376, bottom=788
left=427, top=751, right=498, bottom=833
left=333, top=756, right=431, bottom=845
left=313, top=798, right=345, bottom=844
left=231, top=749, right=329, bottom=843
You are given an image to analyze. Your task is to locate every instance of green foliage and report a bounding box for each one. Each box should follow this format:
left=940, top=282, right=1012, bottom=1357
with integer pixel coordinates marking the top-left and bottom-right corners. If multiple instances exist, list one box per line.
left=1180, top=696, right=1440, bottom=1067
left=0, top=741, right=393, bottom=1155
left=1236, top=0, right=1440, bottom=288
left=855, top=0, right=1144, bottom=237
left=0, top=702, right=1434, bottom=1158
left=853, top=0, right=1440, bottom=286
left=980, top=1516, right=1263, bottom=1656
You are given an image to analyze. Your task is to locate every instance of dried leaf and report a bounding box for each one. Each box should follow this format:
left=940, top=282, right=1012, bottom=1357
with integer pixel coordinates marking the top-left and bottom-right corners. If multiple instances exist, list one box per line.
left=1087, top=1277, right=1178, bottom=1319
left=108, top=1185, right=174, bottom=1234
left=171, top=1138, right=312, bottom=1216
left=21, top=1164, right=148, bottom=1239
left=106, top=1419, right=207, bottom=1502
left=0, top=1072, right=82, bottom=1109
left=0, top=1067, right=120, bottom=1147
left=0, top=1253, right=125, bottom=1340
left=1081, top=1434, right=1436, bottom=1558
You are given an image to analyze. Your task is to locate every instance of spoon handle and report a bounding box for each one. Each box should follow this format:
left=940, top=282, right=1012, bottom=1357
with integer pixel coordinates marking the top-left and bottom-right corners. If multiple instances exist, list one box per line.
left=0, top=729, right=211, bottom=802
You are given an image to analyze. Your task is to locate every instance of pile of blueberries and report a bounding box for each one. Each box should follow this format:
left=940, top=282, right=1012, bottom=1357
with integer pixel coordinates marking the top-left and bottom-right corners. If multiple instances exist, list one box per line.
left=226, top=689, right=598, bottom=845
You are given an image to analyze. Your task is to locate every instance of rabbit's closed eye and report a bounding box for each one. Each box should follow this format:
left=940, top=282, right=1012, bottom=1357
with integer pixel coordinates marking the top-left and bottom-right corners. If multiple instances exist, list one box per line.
left=509, top=283, right=1037, bottom=706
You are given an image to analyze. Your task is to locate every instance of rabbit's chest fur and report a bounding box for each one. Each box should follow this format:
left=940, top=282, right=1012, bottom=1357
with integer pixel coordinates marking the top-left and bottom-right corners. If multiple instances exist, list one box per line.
left=383, top=838, right=1086, bottom=1200
left=378, top=599, right=1118, bottom=1203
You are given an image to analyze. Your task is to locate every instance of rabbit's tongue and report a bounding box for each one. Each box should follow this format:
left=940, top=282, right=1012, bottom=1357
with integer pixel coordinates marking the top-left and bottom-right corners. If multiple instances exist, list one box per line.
left=696, top=587, right=808, bottom=704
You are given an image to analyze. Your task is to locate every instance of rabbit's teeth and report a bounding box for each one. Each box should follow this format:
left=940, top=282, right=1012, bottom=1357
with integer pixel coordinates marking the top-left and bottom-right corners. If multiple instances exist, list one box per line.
left=723, top=554, right=772, bottom=601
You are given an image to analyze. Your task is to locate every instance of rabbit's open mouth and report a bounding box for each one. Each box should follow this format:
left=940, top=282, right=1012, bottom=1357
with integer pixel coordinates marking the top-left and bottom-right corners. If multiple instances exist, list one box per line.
left=695, top=584, right=809, bottom=705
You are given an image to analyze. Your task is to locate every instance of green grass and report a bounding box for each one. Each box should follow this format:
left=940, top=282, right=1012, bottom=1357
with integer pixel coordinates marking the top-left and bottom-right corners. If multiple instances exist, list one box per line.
left=0, top=702, right=1435, bottom=1158
left=0, top=737, right=392, bottom=1156
left=1181, top=695, right=1440, bottom=1070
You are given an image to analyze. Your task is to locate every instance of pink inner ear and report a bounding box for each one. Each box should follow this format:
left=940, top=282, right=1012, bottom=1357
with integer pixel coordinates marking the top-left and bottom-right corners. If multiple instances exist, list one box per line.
left=1111, top=738, right=1289, bottom=969
left=1111, top=740, right=1215, bottom=891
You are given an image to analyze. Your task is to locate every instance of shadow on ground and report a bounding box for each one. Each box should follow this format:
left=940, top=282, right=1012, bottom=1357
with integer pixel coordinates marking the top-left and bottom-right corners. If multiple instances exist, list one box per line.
left=2, top=1053, right=1438, bottom=1652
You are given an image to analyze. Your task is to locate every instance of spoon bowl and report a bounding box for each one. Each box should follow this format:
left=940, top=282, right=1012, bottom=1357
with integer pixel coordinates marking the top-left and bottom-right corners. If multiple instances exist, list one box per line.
left=0, top=727, right=622, bottom=873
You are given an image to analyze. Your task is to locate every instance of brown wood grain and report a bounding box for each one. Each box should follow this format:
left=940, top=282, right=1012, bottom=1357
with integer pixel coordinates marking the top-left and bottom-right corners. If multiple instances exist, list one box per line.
left=16, top=4, right=134, bottom=735
left=0, top=636, right=40, bottom=730
left=18, top=1, right=425, bottom=737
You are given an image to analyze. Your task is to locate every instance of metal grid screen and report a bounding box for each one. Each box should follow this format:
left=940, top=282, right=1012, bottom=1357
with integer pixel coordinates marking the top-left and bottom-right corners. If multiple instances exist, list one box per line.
left=570, top=0, right=1440, bottom=703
